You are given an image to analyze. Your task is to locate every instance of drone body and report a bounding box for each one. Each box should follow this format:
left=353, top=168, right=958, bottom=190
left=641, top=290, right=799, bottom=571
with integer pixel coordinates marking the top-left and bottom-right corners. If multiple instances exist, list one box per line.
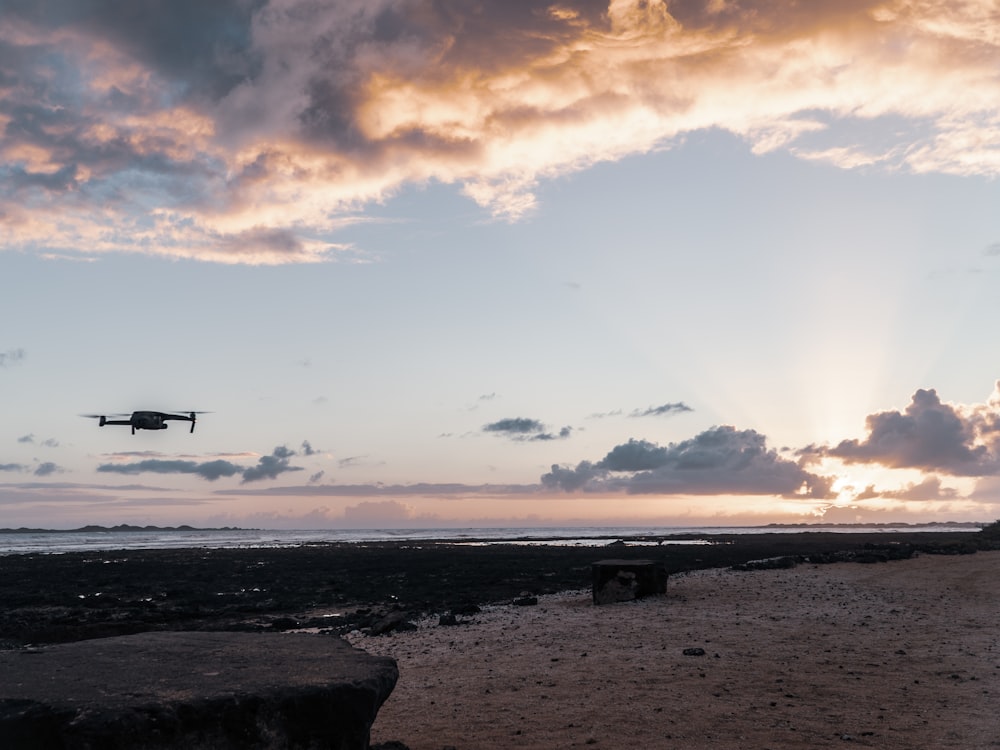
left=83, top=411, right=206, bottom=434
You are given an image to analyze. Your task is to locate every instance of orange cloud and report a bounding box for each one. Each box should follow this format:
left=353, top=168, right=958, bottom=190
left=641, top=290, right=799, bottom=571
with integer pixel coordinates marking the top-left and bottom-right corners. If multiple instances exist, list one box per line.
left=2, top=0, right=998, bottom=263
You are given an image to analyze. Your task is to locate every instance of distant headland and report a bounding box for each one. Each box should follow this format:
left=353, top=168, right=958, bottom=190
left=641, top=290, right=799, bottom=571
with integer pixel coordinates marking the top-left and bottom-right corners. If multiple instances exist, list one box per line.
left=761, top=521, right=984, bottom=529
left=0, top=525, right=252, bottom=534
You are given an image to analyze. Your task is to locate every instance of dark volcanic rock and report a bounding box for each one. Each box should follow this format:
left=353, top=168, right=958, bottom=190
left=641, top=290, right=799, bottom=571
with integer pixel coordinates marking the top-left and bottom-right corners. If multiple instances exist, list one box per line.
left=0, top=531, right=989, bottom=647
left=0, top=631, right=398, bottom=749
left=591, top=559, right=667, bottom=604
left=368, top=611, right=416, bottom=636
left=730, top=555, right=801, bottom=571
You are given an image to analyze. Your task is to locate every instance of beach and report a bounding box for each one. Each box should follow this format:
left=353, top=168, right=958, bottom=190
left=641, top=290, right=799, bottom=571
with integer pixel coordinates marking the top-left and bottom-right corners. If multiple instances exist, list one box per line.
left=350, top=550, right=1000, bottom=750
left=0, top=531, right=997, bottom=748
left=0, top=530, right=986, bottom=647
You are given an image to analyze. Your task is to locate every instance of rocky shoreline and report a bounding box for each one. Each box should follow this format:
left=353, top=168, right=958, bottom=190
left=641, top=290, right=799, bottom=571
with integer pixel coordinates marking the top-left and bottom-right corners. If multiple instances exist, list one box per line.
left=1, top=528, right=996, bottom=648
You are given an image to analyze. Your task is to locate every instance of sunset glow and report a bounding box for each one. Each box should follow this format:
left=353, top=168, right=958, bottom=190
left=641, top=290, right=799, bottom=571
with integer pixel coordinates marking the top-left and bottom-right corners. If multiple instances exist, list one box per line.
left=2, top=0, right=1000, bottom=529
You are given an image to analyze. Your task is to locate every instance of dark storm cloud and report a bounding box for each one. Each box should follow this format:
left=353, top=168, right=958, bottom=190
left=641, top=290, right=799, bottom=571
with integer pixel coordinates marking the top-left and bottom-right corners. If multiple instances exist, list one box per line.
left=483, top=418, right=572, bottom=442
left=0, top=463, right=27, bottom=472
left=0, top=349, right=25, bottom=367
left=825, top=387, right=1000, bottom=476
left=629, top=402, right=693, bottom=418
left=3, top=0, right=263, bottom=101
left=542, top=426, right=833, bottom=498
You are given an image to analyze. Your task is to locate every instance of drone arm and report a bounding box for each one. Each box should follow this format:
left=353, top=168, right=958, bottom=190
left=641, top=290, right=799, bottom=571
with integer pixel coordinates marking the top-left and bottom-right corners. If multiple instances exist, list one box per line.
left=159, top=412, right=197, bottom=433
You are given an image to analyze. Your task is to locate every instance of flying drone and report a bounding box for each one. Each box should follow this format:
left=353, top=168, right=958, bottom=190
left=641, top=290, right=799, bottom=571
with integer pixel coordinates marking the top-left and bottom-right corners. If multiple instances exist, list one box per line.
left=82, top=411, right=208, bottom=434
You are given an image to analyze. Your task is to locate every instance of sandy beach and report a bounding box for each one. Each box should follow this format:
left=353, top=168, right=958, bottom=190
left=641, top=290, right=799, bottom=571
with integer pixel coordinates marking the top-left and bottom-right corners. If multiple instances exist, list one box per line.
left=349, top=551, right=1000, bottom=750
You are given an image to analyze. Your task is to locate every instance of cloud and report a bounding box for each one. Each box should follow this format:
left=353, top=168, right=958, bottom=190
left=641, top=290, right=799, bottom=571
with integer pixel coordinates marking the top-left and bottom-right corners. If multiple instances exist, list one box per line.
left=4, top=1, right=1000, bottom=264
left=33, top=462, right=61, bottom=477
left=598, top=439, right=672, bottom=471
left=241, top=445, right=304, bottom=483
left=94, top=444, right=311, bottom=482
left=18, top=434, right=59, bottom=447
left=0, top=460, right=64, bottom=476
left=341, top=500, right=420, bottom=526
left=97, top=458, right=244, bottom=481
left=825, top=385, right=1000, bottom=476
left=466, top=392, right=498, bottom=411
left=542, top=427, right=833, bottom=498
left=879, top=476, right=959, bottom=502
left=484, top=417, right=545, bottom=435
left=483, top=417, right=572, bottom=442
left=0, top=349, right=25, bottom=367
left=215, top=481, right=540, bottom=498
left=588, top=409, right=623, bottom=419
left=629, top=402, right=693, bottom=418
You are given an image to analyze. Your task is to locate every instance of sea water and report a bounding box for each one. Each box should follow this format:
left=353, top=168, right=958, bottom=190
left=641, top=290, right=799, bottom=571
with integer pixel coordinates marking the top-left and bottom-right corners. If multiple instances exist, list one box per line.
left=0, top=523, right=982, bottom=556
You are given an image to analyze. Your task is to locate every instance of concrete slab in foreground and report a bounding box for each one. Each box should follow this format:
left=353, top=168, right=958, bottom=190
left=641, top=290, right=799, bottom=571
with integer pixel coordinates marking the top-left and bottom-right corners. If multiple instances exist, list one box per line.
left=0, top=631, right=398, bottom=750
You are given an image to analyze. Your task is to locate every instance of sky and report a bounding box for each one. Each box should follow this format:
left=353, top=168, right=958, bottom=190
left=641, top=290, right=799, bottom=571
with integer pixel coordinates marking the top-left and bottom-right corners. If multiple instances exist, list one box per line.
left=3, top=0, right=1000, bottom=530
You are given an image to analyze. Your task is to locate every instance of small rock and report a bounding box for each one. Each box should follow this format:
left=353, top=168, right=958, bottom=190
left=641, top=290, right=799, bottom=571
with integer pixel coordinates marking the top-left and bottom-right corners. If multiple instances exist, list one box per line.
left=683, top=647, right=706, bottom=656
left=369, top=611, right=415, bottom=636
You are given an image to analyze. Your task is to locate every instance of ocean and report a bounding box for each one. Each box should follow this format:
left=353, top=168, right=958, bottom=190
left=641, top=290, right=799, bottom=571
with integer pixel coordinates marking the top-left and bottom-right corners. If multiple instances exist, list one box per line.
left=0, top=523, right=982, bottom=556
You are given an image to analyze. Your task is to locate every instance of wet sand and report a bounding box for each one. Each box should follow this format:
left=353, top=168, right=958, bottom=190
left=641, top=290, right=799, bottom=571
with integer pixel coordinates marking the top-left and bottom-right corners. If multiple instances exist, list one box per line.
left=349, top=551, right=1000, bottom=750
